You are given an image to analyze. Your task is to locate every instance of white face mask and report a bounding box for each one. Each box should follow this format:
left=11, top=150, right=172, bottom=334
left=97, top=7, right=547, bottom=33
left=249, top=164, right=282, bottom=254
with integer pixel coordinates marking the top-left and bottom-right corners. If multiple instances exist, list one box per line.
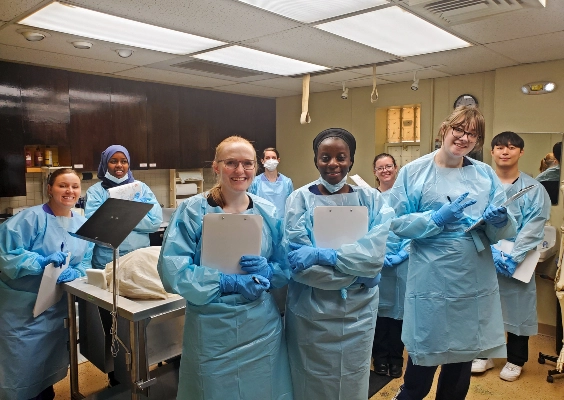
left=263, top=159, right=279, bottom=172
left=105, top=171, right=129, bottom=184
left=319, top=174, right=348, bottom=193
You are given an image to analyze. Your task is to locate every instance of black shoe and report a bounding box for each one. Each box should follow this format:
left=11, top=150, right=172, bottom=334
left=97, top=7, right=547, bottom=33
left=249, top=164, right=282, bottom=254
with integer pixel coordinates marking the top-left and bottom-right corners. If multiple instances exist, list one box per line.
left=389, top=364, right=403, bottom=378
left=375, top=363, right=388, bottom=375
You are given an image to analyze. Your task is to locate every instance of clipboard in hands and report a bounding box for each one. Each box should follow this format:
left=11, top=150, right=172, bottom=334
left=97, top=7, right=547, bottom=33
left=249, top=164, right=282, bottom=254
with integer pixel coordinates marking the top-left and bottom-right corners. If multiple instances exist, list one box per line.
left=201, top=214, right=263, bottom=274
left=313, top=206, right=368, bottom=249
left=493, top=240, right=540, bottom=283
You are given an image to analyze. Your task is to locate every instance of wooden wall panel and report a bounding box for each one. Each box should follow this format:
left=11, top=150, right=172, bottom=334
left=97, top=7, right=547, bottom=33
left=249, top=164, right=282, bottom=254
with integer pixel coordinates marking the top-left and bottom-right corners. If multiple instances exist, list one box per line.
left=0, top=62, right=25, bottom=197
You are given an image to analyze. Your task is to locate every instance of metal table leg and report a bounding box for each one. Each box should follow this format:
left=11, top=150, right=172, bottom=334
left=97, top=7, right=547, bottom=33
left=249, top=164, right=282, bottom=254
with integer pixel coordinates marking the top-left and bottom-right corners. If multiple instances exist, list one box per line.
left=67, top=293, right=84, bottom=399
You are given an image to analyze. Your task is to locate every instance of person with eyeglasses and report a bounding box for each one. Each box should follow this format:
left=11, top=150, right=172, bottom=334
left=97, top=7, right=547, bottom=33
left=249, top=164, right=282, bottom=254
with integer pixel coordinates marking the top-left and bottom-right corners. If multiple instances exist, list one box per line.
left=389, top=106, right=517, bottom=400
left=371, top=153, right=410, bottom=379
left=158, top=136, right=293, bottom=400
left=283, top=128, right=394, bottom=400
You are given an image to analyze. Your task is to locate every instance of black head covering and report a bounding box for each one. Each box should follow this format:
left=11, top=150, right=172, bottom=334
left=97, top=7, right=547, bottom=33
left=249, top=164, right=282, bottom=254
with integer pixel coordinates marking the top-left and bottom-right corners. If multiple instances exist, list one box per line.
left=312, top=128, right=356, bottom=169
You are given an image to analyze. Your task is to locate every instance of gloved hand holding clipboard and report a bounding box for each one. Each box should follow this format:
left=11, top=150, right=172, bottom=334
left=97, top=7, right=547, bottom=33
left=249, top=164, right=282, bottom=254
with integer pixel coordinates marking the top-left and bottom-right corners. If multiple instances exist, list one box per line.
left=465, top=185, right=535, bottom=233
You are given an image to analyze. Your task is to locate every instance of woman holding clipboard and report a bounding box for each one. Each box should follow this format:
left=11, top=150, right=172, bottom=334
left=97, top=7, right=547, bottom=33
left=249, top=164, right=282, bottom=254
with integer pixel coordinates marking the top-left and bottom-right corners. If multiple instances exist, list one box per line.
left=158, top=136, right=293, bottom=400
left=283, top=128, right=394, bottom=400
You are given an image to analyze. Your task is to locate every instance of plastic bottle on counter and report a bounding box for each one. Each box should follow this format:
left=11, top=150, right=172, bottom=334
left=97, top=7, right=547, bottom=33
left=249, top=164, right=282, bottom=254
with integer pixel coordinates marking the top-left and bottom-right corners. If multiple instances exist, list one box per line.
left=34, top=147, right=43, bottom=167
left=25, top=150, right=32, bottom=167
left=44, top=146, right=53, bottom=167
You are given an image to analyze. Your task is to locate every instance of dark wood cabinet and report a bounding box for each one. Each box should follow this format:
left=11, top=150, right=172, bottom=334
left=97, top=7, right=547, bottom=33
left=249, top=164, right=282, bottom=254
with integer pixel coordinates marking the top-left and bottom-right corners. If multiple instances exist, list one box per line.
left=19, top=65, right=70, bottom=146
left=0, top=61, right=275, bottom=182
left=0, top=62, right=26, bottom=197
left=68, top=72, right=113, bottom=171
left=146, top=82, right=180, bottom=169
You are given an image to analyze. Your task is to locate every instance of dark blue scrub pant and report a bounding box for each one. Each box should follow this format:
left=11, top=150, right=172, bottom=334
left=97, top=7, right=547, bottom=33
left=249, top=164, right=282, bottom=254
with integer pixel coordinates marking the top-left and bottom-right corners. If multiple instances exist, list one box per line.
left=396, top=357, right=472, bottom=400
left=372, top=316, right=404, bottom=366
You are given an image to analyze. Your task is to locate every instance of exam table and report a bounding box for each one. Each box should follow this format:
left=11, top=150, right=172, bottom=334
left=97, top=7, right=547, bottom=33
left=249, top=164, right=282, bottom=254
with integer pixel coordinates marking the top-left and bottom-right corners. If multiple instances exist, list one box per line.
left=63, top=278, right=185, bottom=399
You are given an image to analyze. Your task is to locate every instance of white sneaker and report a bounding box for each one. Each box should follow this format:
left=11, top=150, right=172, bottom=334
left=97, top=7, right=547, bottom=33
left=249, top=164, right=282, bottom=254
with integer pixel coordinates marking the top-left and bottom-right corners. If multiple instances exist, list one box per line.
left=471, top=358, right=494, bottom=373
left=499, top=362, right=522, bottom=381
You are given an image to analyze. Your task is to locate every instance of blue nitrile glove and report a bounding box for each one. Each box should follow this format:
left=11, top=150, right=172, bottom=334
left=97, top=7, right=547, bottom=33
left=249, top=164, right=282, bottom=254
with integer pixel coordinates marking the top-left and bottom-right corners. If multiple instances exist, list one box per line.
left=219, top=273, right=270, bottom=301
left=383, top=249, right=409, bottom=268
left=240, top=255, right=273, bottom=281
left=483, top=205, right=508, bottom=228
left=431, top=192, right=476, bottom=227
left=37, top=251, right=67, bottom=268
left=357, top=273, right=381, bottom=288
left=57, top=268, right=80, bottom=284
left=491, top=246, right=518, bottom=277
left=287, top=242, right=337, bottom=272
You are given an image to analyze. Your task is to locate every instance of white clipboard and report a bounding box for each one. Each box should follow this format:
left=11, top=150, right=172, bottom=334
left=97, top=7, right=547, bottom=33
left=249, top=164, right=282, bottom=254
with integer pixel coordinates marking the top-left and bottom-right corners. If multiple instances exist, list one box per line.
left=107, top=181, right=143, bottom=201
left=201, top=214, right=263, bottom=274
left=493, top=240, right=540, bottom=283
left=33, top=253, right=70, bottom=318
left=313, top=206, right=368, bottom=249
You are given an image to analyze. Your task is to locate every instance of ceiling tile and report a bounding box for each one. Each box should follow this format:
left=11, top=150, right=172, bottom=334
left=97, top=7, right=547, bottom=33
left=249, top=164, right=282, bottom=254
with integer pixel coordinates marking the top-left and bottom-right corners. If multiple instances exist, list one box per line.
left=451, top=1, right=564, bottom=44
left=352, top=61, right=426, bottom=76
left=0, top=43, right=135, bottom=74
left=0, top=24, right=179, bottom=66
left=250, top=76, right=339, bottom=92
left=310, top=70, right=366, bottom=84
left=0, top=0, right=44, bottom=22
left=114, top=67, right=237, bottom=87
left=244, top=26, right=398, bottom=68
left=337, top=76, right=394, bottom=88
left=407, top=45, right=518, bottom=75
left=212, top=82, right=300, bottom=98
left=485, top=32, right=564, bottom=64
left=69, top=0, right=302, bottom=43
left=378, top=69, right=451, bottom=83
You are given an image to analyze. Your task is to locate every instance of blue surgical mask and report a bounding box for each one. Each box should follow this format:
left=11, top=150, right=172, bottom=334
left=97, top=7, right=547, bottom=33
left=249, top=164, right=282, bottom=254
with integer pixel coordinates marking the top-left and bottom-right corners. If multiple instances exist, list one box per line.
left=319, top=174, right=348, bottom=193
left=105, top=171, right=129, bottom=184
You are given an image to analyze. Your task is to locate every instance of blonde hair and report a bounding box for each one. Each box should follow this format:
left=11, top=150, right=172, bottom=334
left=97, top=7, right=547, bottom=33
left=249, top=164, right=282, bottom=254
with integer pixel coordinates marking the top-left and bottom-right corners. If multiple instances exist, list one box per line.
left=540, top=152, right=557, bottom=173
left=437, top=106, right=485, bottom=150
left=207, top=136, right=257, bottom=208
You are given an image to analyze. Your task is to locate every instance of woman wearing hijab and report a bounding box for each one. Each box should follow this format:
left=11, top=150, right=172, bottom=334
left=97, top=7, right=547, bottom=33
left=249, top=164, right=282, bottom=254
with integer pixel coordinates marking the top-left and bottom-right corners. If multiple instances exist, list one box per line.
left=85, top=145, right=162, bottom=269
left=0, top=168, right=93, bottom=400
left=283, top=128, right=394, bottom=400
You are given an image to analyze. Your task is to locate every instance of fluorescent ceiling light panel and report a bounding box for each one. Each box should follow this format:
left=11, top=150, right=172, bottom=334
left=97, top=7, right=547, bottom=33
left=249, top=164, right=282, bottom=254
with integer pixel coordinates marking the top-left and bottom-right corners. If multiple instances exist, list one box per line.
left=316, top=6, right=470, bottom=57
left=18, top=2, right=225, bottom=55
left=193, top=46, right=328, bottom=76
left=237, top=0, right=388, bottom=23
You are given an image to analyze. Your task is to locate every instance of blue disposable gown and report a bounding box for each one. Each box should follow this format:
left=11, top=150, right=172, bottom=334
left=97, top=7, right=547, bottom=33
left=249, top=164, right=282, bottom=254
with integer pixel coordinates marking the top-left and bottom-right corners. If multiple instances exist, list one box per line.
left=85, top=181, right=162, bottom=268
left=387, top=151, right=517, bottom=366
left=283, top=181, right=394, bottom=400
left=377, top=190, right=410, bottom=320
left=157, top=193, right=292, bottom=400
left=497, top=173, right=551, bottom=336
left=535, top=165, right=560, bottom=182
left=0, top=205, right=93, bottom=400
left=248, top=173, right=294, bottom=220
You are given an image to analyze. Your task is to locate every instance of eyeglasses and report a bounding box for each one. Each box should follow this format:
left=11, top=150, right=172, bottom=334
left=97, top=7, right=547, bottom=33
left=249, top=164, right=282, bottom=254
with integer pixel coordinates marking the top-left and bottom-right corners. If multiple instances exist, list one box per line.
left=374, top=164, right=395, bottom=173
left=451, top=126, right=480, bottom=141
left=218, top=159, right=256, bottom=170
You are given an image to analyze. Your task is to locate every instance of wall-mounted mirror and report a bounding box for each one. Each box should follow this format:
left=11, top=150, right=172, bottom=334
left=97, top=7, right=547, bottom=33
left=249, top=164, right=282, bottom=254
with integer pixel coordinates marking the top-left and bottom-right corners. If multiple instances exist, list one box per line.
left=516, top=132, right=562, bottom=205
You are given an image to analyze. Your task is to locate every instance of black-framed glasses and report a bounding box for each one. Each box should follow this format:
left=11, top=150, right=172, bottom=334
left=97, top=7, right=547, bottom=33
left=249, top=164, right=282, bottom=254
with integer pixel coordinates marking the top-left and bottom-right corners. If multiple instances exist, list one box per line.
left=374, top=164, right=395, bottom=173
left=451, top=125, right=480, bottom=142
left=218, top=159, right=256, bottom=170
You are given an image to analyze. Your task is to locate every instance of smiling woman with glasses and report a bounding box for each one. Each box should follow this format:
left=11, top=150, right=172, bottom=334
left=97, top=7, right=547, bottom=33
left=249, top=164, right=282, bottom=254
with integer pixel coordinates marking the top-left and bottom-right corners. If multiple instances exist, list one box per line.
left=387, top=106, right=518, bottom=400
left=158, top=136, right=292, bottom=400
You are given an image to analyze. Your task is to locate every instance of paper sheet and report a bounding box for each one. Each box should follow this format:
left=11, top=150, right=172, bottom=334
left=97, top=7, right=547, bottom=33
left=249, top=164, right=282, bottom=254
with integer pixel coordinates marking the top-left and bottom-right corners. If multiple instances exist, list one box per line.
left=349, top=174, right=372, bottom=189
left=313, top=206, right=368, bottom=250
left=33, top=253, right=70, bottom=318
left=493, top=240, right=540, bottom=283
left=107, top=182, right=143, bottom=201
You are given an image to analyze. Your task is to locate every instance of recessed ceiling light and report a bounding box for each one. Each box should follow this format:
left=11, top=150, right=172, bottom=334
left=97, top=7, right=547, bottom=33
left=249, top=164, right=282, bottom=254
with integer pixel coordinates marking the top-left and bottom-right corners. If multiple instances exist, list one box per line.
left=237, top=0, right=388, bottom=23
left=71, top=41, right=93, bottom=49
left=17, top=29, right=49, bottom=41
left=316, top=6, right=470, bottom=57
left=18, top=2, right=225, bottom=55
left=193, top=46, right=328, bottom=76
left=116, top=49, right=134, bottom=58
